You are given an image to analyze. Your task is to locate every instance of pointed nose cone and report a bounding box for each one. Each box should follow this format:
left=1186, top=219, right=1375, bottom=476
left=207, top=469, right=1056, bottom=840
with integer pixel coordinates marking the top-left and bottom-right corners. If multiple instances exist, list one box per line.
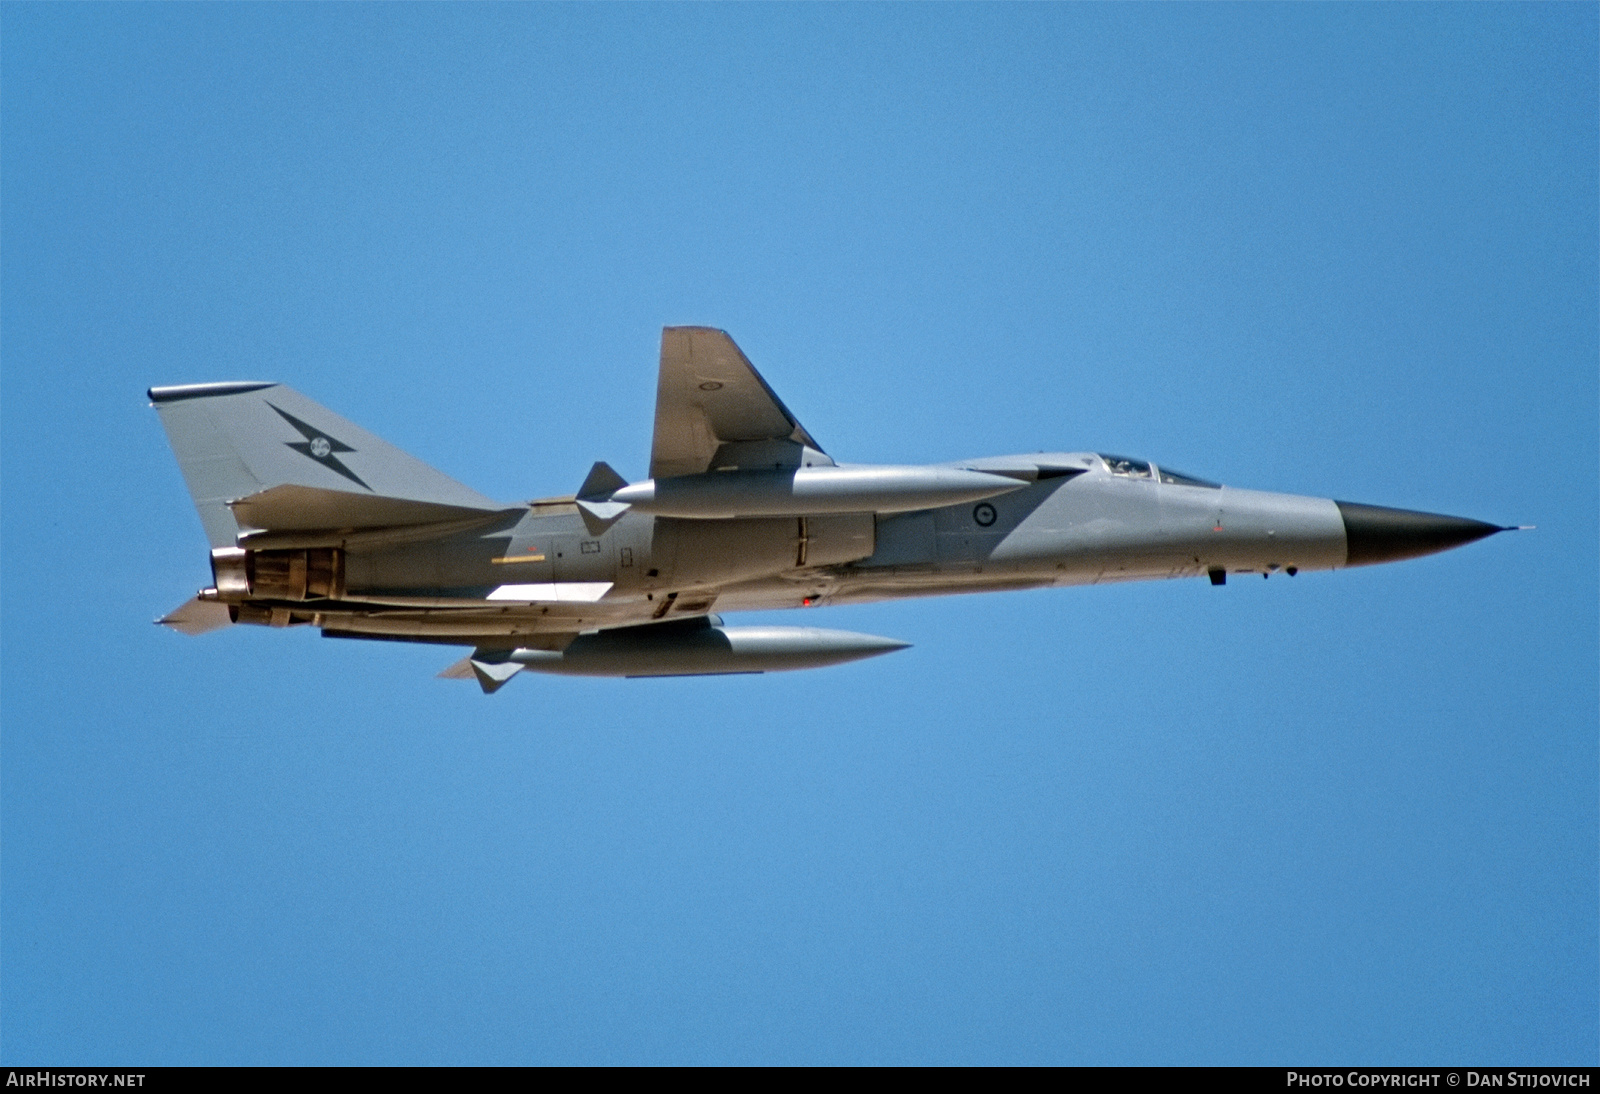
left=1336, top=501, right=1507, bottom=567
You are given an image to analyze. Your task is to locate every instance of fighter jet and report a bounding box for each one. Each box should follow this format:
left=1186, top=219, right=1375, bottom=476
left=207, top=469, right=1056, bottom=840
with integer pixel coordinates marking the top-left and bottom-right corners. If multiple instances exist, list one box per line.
left=151, top=327, right=1519, bottom=692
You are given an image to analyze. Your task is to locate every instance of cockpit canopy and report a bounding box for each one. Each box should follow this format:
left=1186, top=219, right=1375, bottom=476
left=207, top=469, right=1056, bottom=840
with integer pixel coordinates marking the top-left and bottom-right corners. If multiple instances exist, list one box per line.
left=1098, top=454, right=1219, bottom=489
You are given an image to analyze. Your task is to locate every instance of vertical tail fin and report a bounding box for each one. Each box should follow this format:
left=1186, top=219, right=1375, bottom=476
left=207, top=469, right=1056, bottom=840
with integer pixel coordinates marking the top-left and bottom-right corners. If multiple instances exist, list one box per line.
left=149, top=382, right=504, bottom=546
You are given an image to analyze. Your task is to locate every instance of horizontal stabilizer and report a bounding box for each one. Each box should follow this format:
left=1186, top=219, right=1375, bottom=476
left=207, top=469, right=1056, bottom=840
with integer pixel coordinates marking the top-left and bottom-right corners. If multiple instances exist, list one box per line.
left=229, top=483, right=512, bottom=534
left=158, top=596, right=233, bottom=636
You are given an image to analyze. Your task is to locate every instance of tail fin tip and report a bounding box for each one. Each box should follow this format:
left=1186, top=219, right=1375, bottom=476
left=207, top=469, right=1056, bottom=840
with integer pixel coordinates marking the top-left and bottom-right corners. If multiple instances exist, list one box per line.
left=149, top=382, right=277, bottom=404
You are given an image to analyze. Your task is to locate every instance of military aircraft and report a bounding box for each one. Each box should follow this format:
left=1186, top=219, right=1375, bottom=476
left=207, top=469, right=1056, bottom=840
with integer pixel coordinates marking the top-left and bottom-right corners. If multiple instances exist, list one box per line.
left=152, top=327, right=1519, bottom=692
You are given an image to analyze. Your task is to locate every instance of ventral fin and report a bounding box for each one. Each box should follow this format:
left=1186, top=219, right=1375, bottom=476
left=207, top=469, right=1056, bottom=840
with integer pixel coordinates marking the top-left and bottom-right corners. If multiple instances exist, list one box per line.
left=157, top=596, right=234, bottom=636
left=440, top=653, right=522, bottom=694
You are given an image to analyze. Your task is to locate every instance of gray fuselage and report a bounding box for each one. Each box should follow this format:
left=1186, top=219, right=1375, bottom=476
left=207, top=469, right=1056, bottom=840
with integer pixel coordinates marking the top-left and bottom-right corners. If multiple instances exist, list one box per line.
left=151, top=335, right=1511, bottom=680
left=308, top=453, right=1348, bottom=643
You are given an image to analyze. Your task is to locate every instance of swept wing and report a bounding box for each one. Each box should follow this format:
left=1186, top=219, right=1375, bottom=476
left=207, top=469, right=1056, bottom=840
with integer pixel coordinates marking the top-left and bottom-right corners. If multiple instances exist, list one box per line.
left=649, top=327, right=828, bottom=478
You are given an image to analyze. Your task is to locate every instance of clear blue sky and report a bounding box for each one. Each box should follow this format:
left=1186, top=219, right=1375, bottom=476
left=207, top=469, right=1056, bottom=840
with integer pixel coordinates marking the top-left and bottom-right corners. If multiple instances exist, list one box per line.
left=3, top=4, right=1594, bottom=1065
